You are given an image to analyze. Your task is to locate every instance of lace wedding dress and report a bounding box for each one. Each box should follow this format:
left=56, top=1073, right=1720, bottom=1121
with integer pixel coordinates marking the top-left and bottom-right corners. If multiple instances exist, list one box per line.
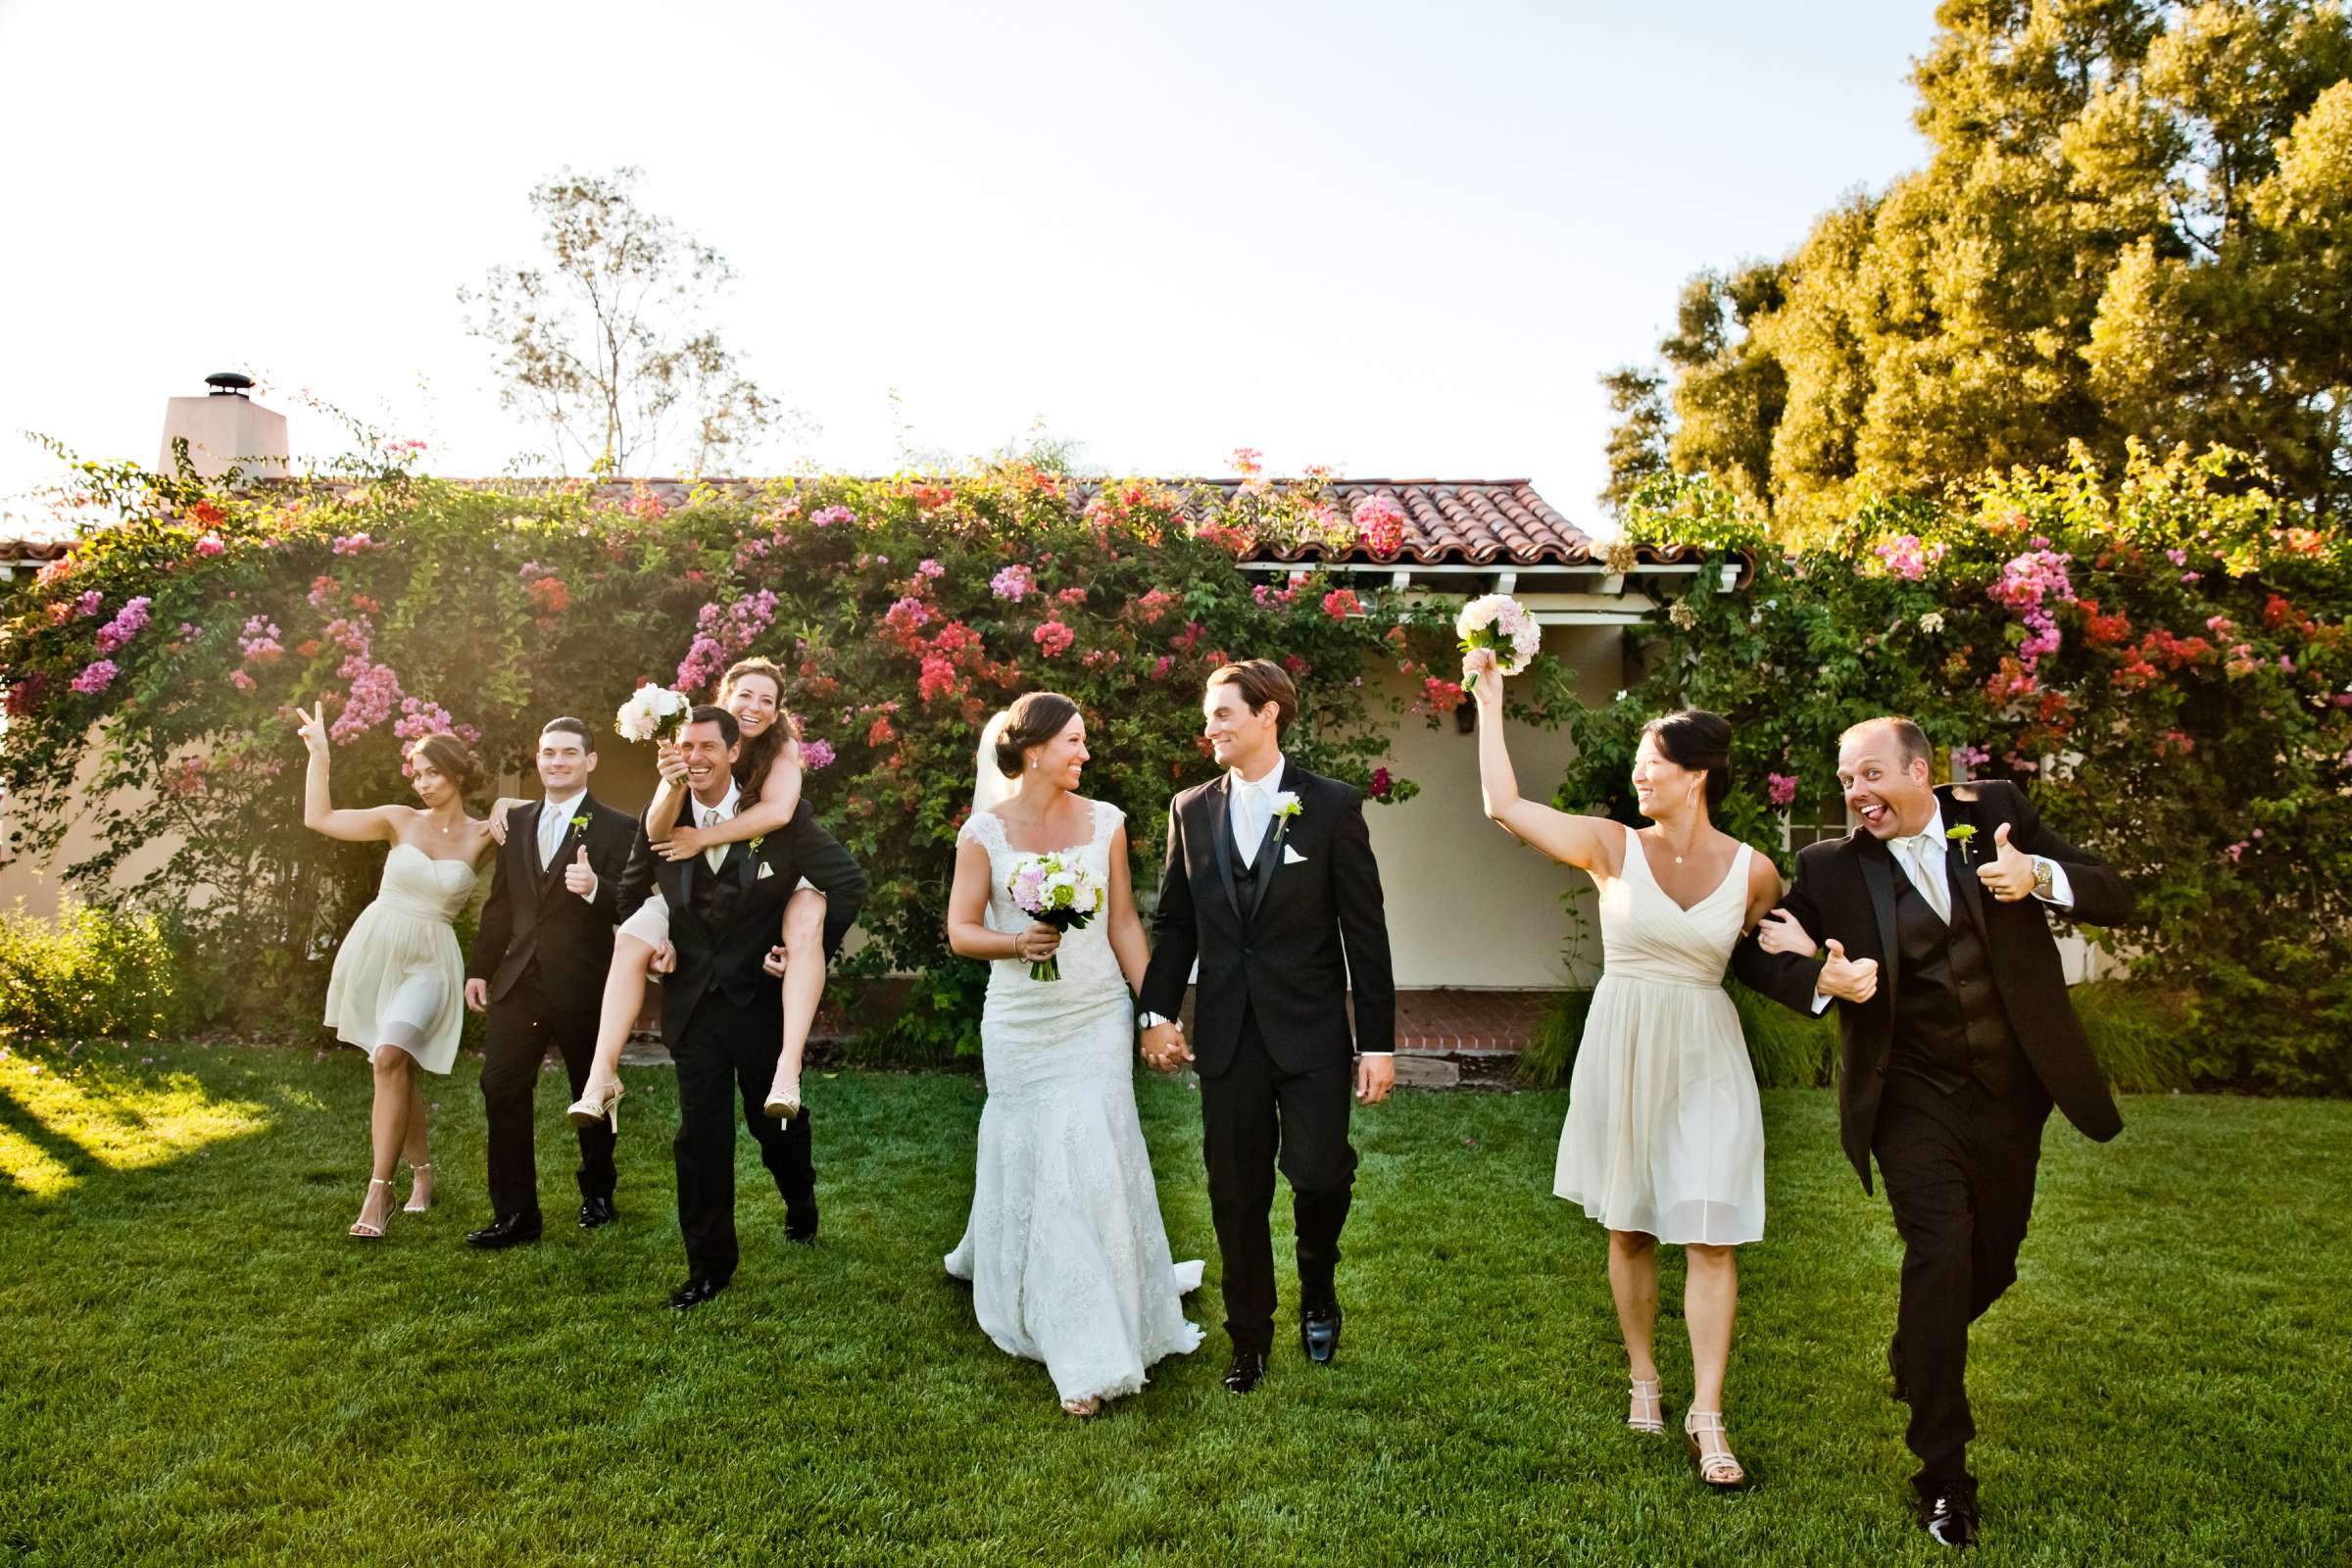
left=945, top=798, right=1202, bottom=1404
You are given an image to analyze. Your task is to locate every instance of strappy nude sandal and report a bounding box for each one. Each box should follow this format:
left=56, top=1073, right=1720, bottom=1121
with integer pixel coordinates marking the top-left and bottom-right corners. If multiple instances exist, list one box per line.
left=349, top=1177, right=394, bottom=1240
left=1627, top=1376, right=1666, bottom=1435
left=403, top=1161, right=434, bottom=1213
left=1061, top=1396, right=1102, bottom=1418
left=1684, top=1408, right=1745, bottom=1489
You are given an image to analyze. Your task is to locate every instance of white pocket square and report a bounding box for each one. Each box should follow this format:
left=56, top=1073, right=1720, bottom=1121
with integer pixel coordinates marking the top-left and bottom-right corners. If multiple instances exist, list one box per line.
left=1282, top=845, right=1308, bottom=865
left=756, top=862, right=775, bottom=880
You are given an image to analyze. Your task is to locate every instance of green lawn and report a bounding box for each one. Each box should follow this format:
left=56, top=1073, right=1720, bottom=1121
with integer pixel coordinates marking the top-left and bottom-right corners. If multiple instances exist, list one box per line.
left=2, top=1040, right=2346, bottom=1566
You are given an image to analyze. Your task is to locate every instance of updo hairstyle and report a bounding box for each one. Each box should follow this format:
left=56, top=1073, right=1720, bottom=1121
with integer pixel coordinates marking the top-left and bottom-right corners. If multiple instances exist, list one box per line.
left=994, top=691, right=1082, bottom=778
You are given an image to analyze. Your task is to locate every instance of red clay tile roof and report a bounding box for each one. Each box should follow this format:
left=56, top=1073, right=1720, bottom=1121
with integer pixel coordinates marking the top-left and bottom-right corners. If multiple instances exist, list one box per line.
left=1075, top=478, right=1663, bottom=567
left=4, top=475, right=1710, bottom=571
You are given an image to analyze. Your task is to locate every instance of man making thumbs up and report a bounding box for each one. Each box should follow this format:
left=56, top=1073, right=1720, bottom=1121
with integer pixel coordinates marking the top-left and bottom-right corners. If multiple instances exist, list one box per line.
left=465, top=717, right=640, bottom=1248
left=1734, top=716, right=2137, bottom=1549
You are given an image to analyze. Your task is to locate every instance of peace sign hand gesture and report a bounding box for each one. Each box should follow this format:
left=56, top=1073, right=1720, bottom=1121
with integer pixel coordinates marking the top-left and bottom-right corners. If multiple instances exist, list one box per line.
left=296, top=701, right=331, bottom=758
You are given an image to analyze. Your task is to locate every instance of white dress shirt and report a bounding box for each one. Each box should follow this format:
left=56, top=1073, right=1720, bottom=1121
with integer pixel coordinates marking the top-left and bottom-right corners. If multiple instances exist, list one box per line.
left=694, top=781, right=741, bottom=873
left=537, top=788, right=587, bottom=871
left=1227, top=754, right=1287, bottom=868
left=1811, top=805, right=2074, bottom=1011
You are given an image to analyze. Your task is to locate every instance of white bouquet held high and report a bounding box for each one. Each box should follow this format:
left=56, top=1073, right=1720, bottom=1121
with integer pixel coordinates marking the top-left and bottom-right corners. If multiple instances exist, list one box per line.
left=1004, top=852, right=1105, bottom=982
left=1455, top=593, right=1540, bottom=689
left=614, top=683, right=693, bottom=745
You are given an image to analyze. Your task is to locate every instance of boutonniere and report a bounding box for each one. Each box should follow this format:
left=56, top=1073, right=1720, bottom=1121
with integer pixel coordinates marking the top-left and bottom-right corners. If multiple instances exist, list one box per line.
left=568, top=813, right=591, bottom=832
left=1270, top=790, right=1303, bottom=843
left=746, top=833, right=766, bottom=855
left=1945, top=823, right=1979, bottom=863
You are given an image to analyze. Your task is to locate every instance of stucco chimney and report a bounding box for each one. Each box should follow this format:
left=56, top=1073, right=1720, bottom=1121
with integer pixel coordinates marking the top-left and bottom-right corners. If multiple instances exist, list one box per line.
left=157, top=372, right=289, bottom=483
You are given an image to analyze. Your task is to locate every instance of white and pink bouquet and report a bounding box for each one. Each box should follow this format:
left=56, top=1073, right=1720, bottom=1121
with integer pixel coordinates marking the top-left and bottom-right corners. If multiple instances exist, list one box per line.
left=1005, top=852, right=1104, bottom=982
left=614, top=683, right=693, bottom=745
left=1455, top=593, right=1540, bottom=689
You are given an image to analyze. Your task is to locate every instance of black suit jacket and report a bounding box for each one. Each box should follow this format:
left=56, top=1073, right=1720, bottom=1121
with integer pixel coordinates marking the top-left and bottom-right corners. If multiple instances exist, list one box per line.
left=466, top=794, right=640, bottom=1004
left=616, top=801, right=867, bottom=1045
left=1141, top=763, right=1396, bottom=1076
left=1731, top=780, right=2137, bottom=1192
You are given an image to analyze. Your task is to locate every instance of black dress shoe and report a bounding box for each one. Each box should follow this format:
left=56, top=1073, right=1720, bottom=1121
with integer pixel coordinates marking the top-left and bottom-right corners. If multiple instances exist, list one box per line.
left=785, top=1198, right=818, bottom=1245
left=1888, top=1337, right=1910, bottom=1403
left=578, top=1196, right=616, bottom=1229
left=465, top=1213, right=543, bottom=1250
left=1222, top=1351, right=1269, bottom=1394
left=666, top=1276, right=725, bottom=1310
left=1918, top=1479, right=1980, bottom=1548
left=1300, top=1306, right=1343, bottom=1364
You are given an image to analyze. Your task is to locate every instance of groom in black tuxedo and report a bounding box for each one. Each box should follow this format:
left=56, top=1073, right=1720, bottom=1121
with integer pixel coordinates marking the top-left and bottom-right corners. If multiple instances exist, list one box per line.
left=464, top=716, right=640, bottom=1248
left=616, top=705, right=866, bottom=1309
left=1733, top=716, right=2135, bottom=1549
left=1142, top=660, right=1396, bottom=1394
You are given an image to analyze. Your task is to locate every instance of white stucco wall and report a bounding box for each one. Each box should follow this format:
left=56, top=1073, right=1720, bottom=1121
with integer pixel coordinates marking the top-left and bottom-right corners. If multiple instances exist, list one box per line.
left=1360, top=623, right=1618, bottom=990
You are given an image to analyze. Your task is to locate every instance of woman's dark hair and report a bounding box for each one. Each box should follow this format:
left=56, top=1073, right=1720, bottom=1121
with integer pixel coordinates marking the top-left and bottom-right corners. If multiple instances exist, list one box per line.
left=408, top=732, right=484, bottom=797
left=994, top=691, right=1082, bottom=778
left=1642, top=709, right=1733, bottom=812
left=718, top=657, right=795, bottom=804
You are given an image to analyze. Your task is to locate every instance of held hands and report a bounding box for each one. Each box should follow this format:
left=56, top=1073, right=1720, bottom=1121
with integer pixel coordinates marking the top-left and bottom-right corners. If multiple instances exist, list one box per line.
left=464, top=978, right=489, bottom=1013
left=1817, top=938, right=1881, bottom=1004
left=1355, top=1054, right=1396, bottom=1105
left=655, top=741, right=688, bottom=785
left=1755, top=907, right=1818, bottom=957
left=1977, top=821, right=2037, bottom=903
left=295, top=701, right=330, bottom=757
left=1140, top=1020, right=1191, bottom=1072
left=762, top=945, right=791, bottom=978
left=648, top=940, right=678, bottom=977
left=564, top=846, right=597, bottom=900
left=1012, top=923, right=1060, bottom=964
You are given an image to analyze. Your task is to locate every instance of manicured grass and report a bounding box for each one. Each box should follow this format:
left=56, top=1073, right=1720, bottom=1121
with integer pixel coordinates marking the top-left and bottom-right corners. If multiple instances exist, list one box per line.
left=2, top=1039, right=2346, bottom=1565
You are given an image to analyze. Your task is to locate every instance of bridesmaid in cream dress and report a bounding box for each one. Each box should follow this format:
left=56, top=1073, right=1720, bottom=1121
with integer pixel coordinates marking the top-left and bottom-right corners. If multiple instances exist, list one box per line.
left=1464, top=650, right=1783, bottom=1491
left=298, top=703, right=496, bottom=1240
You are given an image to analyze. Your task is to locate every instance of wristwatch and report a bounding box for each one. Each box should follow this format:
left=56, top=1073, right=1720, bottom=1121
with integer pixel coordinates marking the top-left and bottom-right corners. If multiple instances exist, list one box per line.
left=1137, top=1010, right=1171, bottom=1030
left=2033, top=857, right=2055, bottom=900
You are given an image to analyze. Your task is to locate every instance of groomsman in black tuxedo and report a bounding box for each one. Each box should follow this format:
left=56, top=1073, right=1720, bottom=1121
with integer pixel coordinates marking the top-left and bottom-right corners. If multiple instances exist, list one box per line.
left=1733, top=716, right=2137, bottom=1549
left=463, top=717, right=640, bottom=1247
left=1142, top=660, right=1396, bottom=1394
left=619, top=704, right=865, bottom=1309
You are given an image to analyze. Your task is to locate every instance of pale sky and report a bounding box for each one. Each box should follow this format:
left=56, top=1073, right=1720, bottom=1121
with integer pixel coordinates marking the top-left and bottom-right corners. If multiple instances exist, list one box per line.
left=0, top=0, right=1933, bottom=538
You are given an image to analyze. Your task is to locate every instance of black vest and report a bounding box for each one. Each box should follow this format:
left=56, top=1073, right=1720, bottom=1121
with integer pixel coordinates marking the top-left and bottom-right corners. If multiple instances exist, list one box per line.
left=687, top=852, right=743, bottom=927
left=1886, top=849, right=2028, bottom=1097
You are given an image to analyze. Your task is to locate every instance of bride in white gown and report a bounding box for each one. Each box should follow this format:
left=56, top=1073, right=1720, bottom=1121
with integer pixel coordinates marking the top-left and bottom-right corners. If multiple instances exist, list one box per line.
left=944, top=692, right=1202, bottom=1416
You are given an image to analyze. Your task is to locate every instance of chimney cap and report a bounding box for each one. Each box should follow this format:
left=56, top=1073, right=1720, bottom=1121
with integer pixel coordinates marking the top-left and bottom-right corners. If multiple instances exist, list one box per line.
left=205, top=371, right=255, bottom=397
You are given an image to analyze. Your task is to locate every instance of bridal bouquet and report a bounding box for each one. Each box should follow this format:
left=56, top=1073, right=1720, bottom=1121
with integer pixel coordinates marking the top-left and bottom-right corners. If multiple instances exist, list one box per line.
left=1455, top=593, right=1540, bottom=689
left=614, top=683, right=693, bottom=745
left=1005, top=852, right=1104, bottom=982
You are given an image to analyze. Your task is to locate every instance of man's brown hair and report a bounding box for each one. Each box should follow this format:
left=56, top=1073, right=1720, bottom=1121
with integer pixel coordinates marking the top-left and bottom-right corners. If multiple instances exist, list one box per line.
left=1207, top=659, right=1298, bottom=739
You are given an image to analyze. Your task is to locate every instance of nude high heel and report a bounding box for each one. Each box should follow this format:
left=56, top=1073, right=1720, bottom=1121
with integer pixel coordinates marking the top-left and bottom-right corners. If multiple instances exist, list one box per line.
left=403, top=1161, right=434, bottom=1213
left=1627, top=1376, right=1666, bottom=1436
left=566, top=1079, right=624, bottom=1131
left=349, top=1177, right=395, bottom=1240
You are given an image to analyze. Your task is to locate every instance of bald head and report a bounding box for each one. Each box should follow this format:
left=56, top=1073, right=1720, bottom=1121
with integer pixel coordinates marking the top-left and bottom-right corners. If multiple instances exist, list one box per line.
left=1837, top=715, right=1937, bottom=840
left=1838, top=715, right=1931, bottom=769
